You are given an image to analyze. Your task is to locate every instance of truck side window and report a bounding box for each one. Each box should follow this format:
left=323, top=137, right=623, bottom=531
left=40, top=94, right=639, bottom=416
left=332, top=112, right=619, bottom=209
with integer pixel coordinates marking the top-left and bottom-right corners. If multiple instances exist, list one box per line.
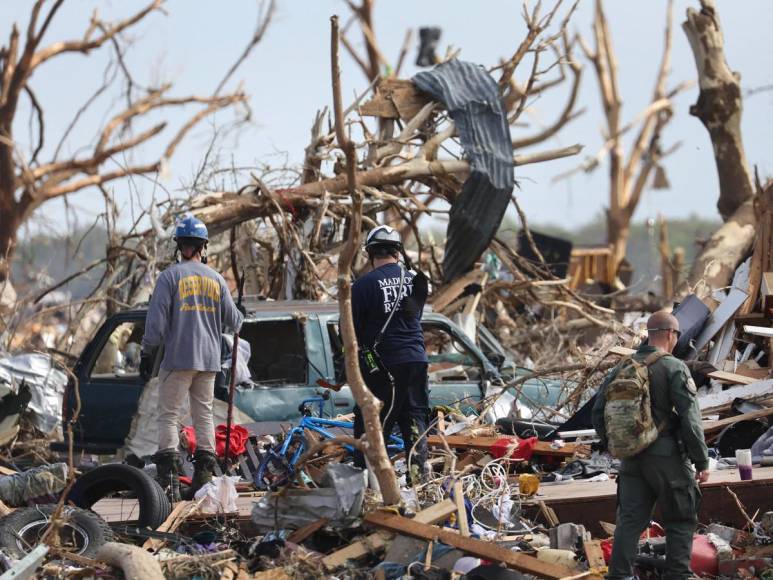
left=423, top=323, right=481, bottom=382
left=239, top=320, right=307, bottom=385
left=90, top=321, right=144, bottom=379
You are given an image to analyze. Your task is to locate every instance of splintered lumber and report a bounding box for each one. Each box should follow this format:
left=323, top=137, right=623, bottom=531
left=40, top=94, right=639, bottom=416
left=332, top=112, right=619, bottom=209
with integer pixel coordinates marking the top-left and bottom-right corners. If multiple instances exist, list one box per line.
left=452, top=481, right=470, bottom=537
left=744, top=324, right=773, bottom=337
left=427, top=435, right=587, bottom=458
left=359, top=78, right=432, bottom=120
left=699, top=380, right=773, bottom=412
left=583, top=539, right=606, bottom=569
left=608, top=346, right=635, bottom=357
left=538, top=500, right=559, bottom=527
left=143, top=501, right=197, bottom=552
left=287, top=517, right=329, bottom=544
left=703, top=406, right=773, bottom=436
left=322, top=499, right=457, bottom=570
left=708, top=370, right=760, bottom=385
left=363, top=511, right=575, bottom=579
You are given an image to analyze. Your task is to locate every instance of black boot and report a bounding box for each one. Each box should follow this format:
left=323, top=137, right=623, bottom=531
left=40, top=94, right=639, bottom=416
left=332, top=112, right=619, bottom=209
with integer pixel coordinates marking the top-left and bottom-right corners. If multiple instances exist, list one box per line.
left=154, top=450, right=182, bottom=503
left=188, top=450, right=217, bottom=499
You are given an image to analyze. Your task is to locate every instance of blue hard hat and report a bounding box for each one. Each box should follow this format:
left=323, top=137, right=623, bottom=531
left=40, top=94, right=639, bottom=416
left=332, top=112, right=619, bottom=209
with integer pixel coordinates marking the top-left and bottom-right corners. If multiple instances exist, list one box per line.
left=174, top=216, right=209, bottom=241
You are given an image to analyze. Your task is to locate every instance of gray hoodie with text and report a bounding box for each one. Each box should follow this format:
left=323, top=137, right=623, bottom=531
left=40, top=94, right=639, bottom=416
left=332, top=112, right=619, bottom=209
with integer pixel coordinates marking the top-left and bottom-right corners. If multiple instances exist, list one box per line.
left=141, top=261, right=243, bottom=372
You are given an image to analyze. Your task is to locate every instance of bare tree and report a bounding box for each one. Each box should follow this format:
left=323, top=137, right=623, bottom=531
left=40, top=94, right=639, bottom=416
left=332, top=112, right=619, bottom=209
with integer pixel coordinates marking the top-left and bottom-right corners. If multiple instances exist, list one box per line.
left=0, top=0, right=248, bottom=283
left=683, top=0, right=756, bottom=295
left=574, top=0, right=685, bottom=283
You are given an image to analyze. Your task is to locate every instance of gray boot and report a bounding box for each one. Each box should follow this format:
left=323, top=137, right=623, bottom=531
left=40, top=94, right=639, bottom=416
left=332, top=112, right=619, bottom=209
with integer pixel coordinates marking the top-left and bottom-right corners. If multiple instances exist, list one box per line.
left=154, top=450, right=182, bottom=503
left=188, top=450, right=217, bottom=499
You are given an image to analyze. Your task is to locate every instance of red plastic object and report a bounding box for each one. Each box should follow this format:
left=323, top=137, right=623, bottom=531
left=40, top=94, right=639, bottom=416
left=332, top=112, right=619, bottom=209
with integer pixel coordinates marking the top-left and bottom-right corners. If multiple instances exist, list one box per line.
left=600, top=538, right=613, bottom=563
left=489, top=436, right=537, bottom=461
left=182, top=423, right=249, bottom=460
left=690, top=534, right=718, bottom=577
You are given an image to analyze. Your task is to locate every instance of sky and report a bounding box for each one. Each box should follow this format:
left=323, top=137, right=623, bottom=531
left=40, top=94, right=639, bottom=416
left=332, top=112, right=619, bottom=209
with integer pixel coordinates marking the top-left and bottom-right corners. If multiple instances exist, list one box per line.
left=7, top=0, right=773, bottom=238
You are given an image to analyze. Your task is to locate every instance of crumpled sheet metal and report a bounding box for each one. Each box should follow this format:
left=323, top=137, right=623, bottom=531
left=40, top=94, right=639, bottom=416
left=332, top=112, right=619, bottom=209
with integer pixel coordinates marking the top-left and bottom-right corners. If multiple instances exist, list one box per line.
left=412, top=59, right=514, bottom=282
left=0, top=353, right=67, bottom=435
left=251, top=463, right=367, bottom=530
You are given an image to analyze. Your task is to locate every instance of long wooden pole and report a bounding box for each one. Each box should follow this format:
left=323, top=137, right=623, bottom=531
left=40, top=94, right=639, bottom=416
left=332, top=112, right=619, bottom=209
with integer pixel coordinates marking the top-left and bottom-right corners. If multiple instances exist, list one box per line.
left=331, top=14, right=400, bottom=505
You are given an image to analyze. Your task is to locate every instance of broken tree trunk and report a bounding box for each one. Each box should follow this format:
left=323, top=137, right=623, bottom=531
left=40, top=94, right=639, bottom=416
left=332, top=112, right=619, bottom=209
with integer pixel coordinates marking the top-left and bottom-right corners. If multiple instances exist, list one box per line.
left=682, top=0, right=754, bottom=220
left=331, top=15, right=400, bottom=506
left=683, top=0, right=756, bottom=292
left=689, top=199, right=756, bottom=299
left=190, top=145, right=582, bottom=235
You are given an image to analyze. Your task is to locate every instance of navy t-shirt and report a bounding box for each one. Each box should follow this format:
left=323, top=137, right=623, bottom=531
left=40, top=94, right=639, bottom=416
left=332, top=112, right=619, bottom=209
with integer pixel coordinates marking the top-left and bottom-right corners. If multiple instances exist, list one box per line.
left=351, top=263, right=428, bottom=366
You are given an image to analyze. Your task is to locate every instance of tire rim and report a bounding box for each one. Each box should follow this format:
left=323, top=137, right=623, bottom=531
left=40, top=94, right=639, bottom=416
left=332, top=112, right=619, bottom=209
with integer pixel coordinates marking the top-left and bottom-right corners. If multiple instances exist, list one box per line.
left=16, top=516, right=90, bottom=555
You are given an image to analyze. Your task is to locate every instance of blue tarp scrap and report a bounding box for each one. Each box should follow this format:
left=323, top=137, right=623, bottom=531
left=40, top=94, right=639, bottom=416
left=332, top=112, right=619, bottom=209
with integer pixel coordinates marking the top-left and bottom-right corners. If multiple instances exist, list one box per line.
left=412, top=59, right=514, bottom=282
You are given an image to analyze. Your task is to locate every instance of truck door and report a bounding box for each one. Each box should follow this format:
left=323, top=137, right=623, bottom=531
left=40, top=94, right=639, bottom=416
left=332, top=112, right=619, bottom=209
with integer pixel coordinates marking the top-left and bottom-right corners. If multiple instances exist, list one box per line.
left=69, top=313, right=147, bottom=451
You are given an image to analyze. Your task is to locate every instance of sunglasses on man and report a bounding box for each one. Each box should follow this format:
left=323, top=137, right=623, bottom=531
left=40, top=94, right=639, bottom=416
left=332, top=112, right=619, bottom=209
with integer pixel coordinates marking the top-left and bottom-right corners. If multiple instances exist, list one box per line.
left=648, top=327, right=682, bottom=339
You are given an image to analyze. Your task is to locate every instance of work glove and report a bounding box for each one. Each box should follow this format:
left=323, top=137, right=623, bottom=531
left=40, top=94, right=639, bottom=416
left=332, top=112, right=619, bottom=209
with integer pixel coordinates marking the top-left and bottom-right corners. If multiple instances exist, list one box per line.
left=140, top=351, right=155, bottom=381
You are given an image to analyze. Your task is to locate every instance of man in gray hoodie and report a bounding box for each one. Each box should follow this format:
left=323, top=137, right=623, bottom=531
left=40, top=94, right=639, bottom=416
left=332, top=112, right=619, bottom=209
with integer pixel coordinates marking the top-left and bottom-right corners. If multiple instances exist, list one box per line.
left=141, top=216, right=243, bottom=502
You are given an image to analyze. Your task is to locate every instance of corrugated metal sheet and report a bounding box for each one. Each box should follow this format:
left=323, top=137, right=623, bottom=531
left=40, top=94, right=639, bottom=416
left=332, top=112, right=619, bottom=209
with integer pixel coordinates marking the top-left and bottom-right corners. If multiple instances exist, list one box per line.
left=412, top=59, right=514, bottom=282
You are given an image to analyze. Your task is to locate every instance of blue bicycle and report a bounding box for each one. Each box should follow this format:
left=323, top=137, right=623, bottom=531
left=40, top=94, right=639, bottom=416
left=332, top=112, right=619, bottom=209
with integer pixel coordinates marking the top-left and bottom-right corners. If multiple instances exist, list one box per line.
left=255, top=391, right=404, bottom=489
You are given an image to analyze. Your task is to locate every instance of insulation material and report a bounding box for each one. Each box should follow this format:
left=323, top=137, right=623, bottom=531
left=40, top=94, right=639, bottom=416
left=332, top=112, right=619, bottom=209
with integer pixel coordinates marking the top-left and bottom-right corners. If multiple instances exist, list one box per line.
left=0, top=353, right=67, bottom=435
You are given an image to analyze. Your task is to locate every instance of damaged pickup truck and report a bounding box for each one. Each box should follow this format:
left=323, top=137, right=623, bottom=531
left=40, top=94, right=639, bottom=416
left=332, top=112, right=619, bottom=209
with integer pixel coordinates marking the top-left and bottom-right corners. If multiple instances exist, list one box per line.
left=62, top=300, right=560, bottom=454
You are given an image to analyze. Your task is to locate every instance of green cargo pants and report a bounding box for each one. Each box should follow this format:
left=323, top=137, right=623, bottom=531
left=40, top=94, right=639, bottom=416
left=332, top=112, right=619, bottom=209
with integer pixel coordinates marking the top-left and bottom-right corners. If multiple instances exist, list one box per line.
left=607, top=453, right=701, bottom=580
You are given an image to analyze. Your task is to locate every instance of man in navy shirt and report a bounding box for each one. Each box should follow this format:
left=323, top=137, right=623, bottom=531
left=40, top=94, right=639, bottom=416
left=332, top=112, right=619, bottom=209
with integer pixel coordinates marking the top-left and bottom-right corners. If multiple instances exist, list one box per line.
left=351, top=225, right=429, bottom=483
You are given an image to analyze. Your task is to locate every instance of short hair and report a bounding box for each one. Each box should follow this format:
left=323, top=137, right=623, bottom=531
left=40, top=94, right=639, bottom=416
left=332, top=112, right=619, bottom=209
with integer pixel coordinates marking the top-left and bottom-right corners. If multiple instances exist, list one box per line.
left=646, top=310, right=679, bottom=336
left=367, top=244, right=399, bottom=259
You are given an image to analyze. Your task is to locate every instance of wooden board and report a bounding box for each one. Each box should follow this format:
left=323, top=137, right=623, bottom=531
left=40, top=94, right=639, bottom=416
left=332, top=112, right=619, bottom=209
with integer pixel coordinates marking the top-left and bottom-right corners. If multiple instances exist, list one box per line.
left=583, top=539, right=606, bottom=569
left=609, top=346, right=635, bottom=357
left=427, top=435, right=587, bottom=458
left=698, top=380, right=773, bottom=411
left=743, top=324, right=773, bottom=337
left=287, top=517, right=329, bottom=544
left=452, top=481, right=469, bottom=537
left=702, top=406, right=773, bottom=435
left=143, top=501, right=196, bottom=551
left=363, top=511, right=577, bottom=579
left=707, top=370, right=759, bottom=385
left=322, top=499, right=457, bottom=570
left=359, top=78, right=432, bottom=120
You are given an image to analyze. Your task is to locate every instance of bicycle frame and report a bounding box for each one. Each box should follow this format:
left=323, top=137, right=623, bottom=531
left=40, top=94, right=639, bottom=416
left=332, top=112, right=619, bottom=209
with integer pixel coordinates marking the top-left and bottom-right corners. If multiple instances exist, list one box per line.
left=256, top=395, right=405, bottom=489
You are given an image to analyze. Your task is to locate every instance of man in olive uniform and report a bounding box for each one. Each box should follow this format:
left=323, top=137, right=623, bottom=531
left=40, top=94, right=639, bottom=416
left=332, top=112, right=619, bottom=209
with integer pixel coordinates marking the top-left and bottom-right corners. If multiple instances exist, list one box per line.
left=592, top=311, right=709, bottom=579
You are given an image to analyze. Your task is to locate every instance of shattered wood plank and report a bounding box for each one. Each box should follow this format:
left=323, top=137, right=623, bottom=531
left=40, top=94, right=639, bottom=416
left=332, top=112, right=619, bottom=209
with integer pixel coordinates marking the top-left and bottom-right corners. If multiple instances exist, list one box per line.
left=360, top=78, right=432, bottom=120
left=707, top=370, right=758, bottom=385
left=538, top=500, right=559, bottom=527
left=599, top=521, right=616, bottom=537
left=322, top=499, right=457, bottom=570
left=363, top=511, right=575, bottom=579
left=430, top=270, right=483, bottom=312
left=287, top=517, right=330, bottom=544
left=609, top=346, right=635, bottom=356
left=427, top=435, right=587, bottom=458
left=703, top=406, right=773, bottom=435
left=0, top=500, right=13, bottom=517
left=699, top=380, right=773, bottom=411
left=452, top=481, right=470, bottom=537
left=583, top=539, right=606, bottom=569
left=142, top=501, right=196, bottom=552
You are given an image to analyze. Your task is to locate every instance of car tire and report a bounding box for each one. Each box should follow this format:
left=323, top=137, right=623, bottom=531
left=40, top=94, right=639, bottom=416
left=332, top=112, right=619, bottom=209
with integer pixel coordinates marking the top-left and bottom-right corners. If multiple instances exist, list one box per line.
left=66, top=464, right=170, bottom=529
left=0, top=504, right=113, bottom=558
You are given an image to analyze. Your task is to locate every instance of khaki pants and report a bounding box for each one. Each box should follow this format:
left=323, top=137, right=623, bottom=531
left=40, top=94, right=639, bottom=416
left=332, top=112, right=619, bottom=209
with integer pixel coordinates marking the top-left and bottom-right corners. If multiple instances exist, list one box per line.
left=157, top=370, right=216, bottom=454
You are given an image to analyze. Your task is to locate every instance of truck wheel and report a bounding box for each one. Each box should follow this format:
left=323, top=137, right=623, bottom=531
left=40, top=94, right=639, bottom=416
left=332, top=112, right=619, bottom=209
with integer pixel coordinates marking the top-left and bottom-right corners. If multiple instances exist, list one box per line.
left=0, top=505, right=113, bottom=558
left=66, top=464, right=170, bottom=529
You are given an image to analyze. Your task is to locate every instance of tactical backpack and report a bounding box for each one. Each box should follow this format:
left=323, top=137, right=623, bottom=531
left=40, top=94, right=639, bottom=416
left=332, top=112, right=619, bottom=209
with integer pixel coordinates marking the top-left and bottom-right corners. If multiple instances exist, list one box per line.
left=604, top=351, right=668, bottom=459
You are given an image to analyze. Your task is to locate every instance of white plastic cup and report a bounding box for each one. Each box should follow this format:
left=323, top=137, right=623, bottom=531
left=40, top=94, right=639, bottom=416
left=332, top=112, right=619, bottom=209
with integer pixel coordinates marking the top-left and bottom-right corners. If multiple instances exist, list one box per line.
left=735, top=449, right=753, bottom=481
